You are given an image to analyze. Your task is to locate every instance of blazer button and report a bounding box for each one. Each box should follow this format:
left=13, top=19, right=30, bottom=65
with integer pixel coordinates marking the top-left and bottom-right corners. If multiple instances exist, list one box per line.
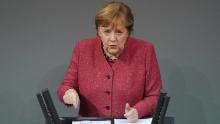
left=106, top=75, right=111, bottom=79
left=104, top=91, right=110, bottom=95
left=105, top=106, right=110, bottom=110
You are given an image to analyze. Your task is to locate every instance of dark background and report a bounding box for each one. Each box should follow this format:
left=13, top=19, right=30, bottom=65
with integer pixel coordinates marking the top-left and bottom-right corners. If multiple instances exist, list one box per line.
left=0, top=0, right=219, bottom=124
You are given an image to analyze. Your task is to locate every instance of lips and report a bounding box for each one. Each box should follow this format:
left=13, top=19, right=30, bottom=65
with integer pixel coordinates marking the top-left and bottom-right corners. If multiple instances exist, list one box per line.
left=109, top=45, right=117, bottom=48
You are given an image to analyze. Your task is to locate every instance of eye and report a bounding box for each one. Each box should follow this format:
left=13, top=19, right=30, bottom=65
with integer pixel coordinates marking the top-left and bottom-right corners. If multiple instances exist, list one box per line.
left=104, top=30, right=111, bottom=33
left=116, top=30, right=123, bottom=34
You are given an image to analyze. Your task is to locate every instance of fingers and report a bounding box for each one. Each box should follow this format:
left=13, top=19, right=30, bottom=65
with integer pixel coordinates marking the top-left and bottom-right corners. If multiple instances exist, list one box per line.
left=63, top=89, right=80, bottom=108
left=124, top=109, right=138, bottom=123
left=124, top=103, right=138, bottom=123
left=124, top=110, right=138, bottom=123
left=63, top=92, right=75, bottom=104
left=63, top=93, right=72, bottom=104
left=125, top=103, right=131, bottom=113
left=73, top=92, right=80, bottom=108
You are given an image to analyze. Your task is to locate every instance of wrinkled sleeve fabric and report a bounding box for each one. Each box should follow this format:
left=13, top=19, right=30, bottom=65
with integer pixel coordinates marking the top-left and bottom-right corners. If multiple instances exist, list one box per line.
left=57, top=42, right=80, bottom=103
left=133, top=44, right=162, bottom=118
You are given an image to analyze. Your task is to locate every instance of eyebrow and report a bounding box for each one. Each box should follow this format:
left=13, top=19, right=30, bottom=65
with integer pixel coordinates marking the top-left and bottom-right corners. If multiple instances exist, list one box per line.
left=100, top=27, right=112, bottom=30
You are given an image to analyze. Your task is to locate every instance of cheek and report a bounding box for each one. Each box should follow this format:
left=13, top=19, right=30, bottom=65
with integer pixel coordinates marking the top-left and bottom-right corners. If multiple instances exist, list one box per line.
left=100, top=37, right=109, bottom=46
left=100, top=36, right=107, bottom=42
left=119, top=37, right=127, bottom=46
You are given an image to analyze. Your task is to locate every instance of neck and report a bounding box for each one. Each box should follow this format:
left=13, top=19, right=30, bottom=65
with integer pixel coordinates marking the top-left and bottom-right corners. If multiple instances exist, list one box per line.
left=102, top=46, right=120, bottom=61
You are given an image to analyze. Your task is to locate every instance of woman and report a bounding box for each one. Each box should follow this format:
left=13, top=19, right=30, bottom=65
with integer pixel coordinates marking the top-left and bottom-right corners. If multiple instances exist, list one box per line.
left=57, top=1, right=162, bottom=123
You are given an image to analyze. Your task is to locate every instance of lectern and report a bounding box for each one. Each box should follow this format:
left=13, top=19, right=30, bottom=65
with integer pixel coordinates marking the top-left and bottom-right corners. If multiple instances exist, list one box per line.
left=36, top=89, right=173, bottom=124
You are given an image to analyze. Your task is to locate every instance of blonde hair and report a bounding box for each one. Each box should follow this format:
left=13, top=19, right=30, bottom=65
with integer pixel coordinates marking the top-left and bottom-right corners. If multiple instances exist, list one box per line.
left=95, top=1, right=134, bottom=34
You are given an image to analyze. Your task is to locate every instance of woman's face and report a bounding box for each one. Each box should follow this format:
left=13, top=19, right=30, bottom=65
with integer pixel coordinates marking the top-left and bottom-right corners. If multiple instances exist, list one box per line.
left=98, top=24, right=129, bottom=56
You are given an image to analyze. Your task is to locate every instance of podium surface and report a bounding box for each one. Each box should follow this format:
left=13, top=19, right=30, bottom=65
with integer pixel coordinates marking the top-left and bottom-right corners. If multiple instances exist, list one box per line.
left=59, top=116, right=174, bottom=124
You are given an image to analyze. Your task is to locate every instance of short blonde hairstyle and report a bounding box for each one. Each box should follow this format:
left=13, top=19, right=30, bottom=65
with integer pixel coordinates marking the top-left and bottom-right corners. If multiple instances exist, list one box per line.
left=95, top=1, right=134, bottom=34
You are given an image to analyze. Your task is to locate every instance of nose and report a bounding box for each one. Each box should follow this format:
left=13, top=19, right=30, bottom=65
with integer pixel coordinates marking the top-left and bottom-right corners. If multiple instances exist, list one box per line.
left=110, top=32, right=116, bottom=42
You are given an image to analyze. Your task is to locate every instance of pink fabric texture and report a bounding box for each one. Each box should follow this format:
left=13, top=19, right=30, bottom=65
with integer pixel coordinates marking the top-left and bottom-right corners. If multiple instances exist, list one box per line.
left=57, top=36, right=162, bottom=118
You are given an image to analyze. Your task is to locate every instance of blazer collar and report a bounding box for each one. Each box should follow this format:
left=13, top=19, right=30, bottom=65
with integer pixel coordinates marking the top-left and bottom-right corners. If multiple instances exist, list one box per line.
left=96, top=36, right=131, bottom=61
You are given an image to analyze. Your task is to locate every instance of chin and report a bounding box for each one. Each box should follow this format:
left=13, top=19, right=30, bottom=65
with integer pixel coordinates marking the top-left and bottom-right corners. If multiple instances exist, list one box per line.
left=108, top=49, right=119, bottom=54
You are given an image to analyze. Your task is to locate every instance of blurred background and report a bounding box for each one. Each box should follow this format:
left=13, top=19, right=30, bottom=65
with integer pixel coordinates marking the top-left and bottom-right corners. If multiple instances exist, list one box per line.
left=0, top=0, right=219, bottom=124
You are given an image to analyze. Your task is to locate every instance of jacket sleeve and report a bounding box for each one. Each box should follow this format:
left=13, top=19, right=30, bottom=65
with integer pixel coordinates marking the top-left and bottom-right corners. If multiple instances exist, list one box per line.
left=57, top=42, right=80, bottom=103
left=133, top=44, right=162, bottom=118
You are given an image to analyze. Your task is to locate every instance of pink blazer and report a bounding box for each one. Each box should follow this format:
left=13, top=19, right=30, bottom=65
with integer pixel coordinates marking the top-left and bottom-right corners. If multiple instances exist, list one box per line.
left=57, top=36, right=162, bottom=118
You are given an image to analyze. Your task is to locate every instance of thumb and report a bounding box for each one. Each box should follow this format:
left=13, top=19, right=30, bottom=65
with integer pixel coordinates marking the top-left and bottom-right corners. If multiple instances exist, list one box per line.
left=125, top=103, right=131, bottom=113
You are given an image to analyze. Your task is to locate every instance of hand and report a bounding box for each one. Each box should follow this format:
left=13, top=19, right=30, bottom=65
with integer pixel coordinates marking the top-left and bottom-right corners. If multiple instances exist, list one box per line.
left=124, top=103, right=138, bottom=123
left=63, top=89, right=80, bottom=108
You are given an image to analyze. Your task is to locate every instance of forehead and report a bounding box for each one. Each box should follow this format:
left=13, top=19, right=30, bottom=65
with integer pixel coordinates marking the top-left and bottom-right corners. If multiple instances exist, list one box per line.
left=99, top=22, right=127, bottom=31
left=99, top=17, right=127, bottom=28
left=99, top=25, right=126, bottom=30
